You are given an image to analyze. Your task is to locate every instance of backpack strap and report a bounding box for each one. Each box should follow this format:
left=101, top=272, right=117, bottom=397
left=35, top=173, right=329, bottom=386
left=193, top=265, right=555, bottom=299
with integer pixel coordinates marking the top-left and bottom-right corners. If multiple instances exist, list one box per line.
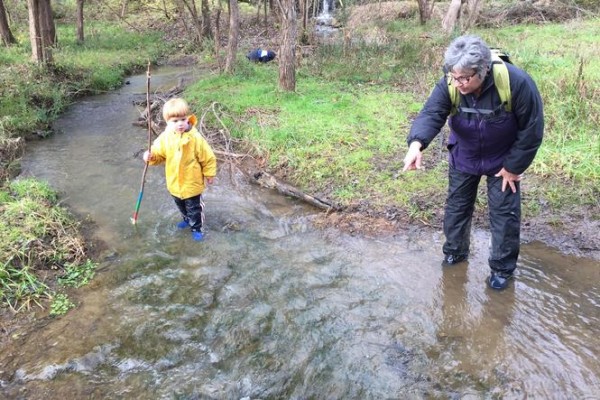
left=447, top=50, right=512, bottom=114
left=490, top=50, right=511, bottom=112
left=447, top=74, right=460, bottom=115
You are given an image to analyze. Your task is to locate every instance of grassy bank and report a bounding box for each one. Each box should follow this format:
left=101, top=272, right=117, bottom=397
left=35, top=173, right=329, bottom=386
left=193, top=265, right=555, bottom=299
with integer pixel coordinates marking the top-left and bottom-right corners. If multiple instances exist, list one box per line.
left=0, top=179, right=93, bottom=314
left=186, top=18, right=600, bottom=222
left=0, top=21, right=170, bottom=313
left=0, top=21, right=169, bottom=139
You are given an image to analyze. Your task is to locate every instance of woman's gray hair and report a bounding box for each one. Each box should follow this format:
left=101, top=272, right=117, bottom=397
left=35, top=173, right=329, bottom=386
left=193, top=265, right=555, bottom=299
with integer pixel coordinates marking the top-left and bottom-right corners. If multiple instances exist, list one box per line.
left=444, top=35, right=492, bottom=78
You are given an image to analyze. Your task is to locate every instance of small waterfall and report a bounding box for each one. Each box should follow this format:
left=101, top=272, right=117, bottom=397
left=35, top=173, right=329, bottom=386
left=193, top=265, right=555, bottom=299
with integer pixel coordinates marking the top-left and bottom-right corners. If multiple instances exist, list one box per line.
left=322, top=0, right=330, bottom=16
left=316, top=0, right=334, bottom=26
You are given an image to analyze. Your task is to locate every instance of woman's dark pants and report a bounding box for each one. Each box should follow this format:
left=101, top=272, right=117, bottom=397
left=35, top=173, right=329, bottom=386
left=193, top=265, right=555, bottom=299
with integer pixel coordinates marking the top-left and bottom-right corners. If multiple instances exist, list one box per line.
left=173, top=194, right=204, bottom=232
left=442, top=167, right=521, bottom=276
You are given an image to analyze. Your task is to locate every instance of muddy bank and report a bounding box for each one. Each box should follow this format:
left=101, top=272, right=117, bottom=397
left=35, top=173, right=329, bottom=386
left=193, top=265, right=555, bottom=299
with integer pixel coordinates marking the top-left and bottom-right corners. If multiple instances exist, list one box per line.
left=246, top=159, right=600, bottom=261
left=312, top=207, right=600, bottom=261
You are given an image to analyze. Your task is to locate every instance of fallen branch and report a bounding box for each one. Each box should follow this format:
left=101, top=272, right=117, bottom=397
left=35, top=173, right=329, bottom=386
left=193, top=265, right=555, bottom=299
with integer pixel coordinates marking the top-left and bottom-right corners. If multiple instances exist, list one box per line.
left=214, top=149, right=247, bottom=158
left=253, top=171, right=339, bottom=211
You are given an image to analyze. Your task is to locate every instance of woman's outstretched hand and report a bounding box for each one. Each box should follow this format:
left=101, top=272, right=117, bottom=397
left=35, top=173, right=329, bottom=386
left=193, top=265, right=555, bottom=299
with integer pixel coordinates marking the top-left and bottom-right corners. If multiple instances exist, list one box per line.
left=403, top=141, right=423, bottom=171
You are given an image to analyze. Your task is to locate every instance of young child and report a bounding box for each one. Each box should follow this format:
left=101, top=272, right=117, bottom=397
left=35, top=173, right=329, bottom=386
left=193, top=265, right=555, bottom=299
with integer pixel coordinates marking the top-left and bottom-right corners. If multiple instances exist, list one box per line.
left=143, top=98, right=217, bottom=241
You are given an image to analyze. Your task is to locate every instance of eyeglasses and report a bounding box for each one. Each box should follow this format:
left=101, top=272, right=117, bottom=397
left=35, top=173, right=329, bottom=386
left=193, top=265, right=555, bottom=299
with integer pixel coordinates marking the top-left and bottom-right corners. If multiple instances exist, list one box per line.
left=449, top=71, right=478, bottom=85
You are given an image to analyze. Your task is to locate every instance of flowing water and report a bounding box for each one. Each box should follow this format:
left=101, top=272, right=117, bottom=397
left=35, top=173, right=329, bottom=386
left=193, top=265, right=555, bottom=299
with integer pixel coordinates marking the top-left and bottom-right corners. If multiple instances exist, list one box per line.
left=1, top=67, right=599, bottom=399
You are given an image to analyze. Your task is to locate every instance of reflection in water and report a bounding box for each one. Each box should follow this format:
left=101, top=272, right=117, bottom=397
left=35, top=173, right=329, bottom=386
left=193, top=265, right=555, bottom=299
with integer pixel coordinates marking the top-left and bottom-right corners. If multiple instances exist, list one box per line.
left=1, top=67, right=599, bottom=399
left=433, top=263, right=521, bottom=397
left=432, top=253, right=600, bottom=399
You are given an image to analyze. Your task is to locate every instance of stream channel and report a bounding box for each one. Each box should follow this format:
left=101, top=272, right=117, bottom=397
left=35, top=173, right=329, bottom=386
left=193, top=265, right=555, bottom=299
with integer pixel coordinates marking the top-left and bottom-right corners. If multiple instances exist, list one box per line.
left=1, top=66, right=599, bottom=399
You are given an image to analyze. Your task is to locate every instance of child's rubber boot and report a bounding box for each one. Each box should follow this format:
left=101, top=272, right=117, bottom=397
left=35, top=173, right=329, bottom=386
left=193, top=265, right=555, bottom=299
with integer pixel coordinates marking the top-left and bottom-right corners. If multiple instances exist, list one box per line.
left=177, top=220, right=189, bottom=229
left=191, top=231, right=204, bottom=241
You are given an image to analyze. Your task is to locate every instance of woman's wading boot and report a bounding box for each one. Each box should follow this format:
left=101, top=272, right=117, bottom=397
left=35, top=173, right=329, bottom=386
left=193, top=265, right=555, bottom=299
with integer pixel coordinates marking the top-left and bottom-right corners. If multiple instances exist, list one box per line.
left=487, top=272, right=513, bottom=290
left=442, top=254, right=468, bottom=266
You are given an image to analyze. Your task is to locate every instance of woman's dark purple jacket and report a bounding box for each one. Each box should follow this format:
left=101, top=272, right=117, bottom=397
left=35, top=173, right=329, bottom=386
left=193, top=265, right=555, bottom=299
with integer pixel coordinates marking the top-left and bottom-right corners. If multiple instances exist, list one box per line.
left=407, top=62, right=544, bottom=176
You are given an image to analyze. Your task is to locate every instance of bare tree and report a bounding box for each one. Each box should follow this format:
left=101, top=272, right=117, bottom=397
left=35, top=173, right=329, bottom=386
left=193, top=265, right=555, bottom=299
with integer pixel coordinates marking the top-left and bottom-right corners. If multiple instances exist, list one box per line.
left=180, top=0, right=202, bottom=43
left=463, top=0, right=483, bottom=30
left=161, top=0, right=170, bottom=19
left=0, top=0, right=16, bottom=46
left=277, top=0, right=297, bottom=91
left=27, top=0, right=44, bottom=63
left=201, top=0, right=211, bottom=39
left=416, top=0, right=436, bottom=25
left=120, top=0, right=128, bottom=18
left=214, top=1, right=223, bottom=70
left=442, top=0, right=463, bottom=33
left=76, top=0, right=84, bottom=44
left=224, top=0, right=239, bottom=74
left=39, top=0, right=55, bottom=46
left=27, top=0, right=54, bottom=64
left=263, top=0, right=268, bottom=27
left=179, top=0, right=212, bottom=44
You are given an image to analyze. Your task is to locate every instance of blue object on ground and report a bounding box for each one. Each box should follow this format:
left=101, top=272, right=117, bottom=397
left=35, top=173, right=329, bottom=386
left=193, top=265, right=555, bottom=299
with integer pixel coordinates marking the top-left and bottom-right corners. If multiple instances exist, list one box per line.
left=246, top=48, right=276, bottom=63
left=191, top=231, right=204, bottom=241
left=177, top=220, right=189, bottom=229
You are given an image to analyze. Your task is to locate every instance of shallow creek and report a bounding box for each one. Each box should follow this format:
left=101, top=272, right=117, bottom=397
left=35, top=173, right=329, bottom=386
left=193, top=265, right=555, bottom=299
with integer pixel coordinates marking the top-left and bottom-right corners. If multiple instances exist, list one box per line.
left=1, top=67, right=599, bottom=399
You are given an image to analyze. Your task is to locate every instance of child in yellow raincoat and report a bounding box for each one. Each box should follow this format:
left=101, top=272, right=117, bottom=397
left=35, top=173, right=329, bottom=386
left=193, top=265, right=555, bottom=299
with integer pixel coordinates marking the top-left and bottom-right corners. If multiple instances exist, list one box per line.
left=143, top=98, right=217, bottom=241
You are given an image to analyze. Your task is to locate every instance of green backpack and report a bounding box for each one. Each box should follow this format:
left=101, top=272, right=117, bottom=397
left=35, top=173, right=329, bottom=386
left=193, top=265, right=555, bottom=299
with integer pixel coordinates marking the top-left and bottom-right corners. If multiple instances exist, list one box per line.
left=447, top=49, right=512, bottom=114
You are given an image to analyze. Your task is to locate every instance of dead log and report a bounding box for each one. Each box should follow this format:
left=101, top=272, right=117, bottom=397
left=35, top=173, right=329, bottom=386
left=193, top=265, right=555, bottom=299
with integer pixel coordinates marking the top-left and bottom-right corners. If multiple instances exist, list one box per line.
left=132, top=120, right=162, bottom=137
left=214, top=149, right=247, bottom=158
left=253, top=171, right=339, bottom=211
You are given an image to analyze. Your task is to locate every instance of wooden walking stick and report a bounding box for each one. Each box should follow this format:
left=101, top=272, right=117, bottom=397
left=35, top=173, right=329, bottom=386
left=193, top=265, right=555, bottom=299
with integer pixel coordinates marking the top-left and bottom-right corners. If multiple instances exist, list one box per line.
left=131, top=61, right=152, bottom=225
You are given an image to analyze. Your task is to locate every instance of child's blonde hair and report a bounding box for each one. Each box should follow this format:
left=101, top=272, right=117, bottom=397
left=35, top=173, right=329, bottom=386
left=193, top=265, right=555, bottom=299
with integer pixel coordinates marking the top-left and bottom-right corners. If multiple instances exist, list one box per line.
left=162, top=98, right=190, bottom=121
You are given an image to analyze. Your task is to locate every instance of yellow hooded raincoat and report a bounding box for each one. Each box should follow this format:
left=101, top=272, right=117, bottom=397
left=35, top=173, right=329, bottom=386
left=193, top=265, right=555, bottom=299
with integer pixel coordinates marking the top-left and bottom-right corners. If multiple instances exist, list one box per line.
left=149, top=126, right=217, bottom=199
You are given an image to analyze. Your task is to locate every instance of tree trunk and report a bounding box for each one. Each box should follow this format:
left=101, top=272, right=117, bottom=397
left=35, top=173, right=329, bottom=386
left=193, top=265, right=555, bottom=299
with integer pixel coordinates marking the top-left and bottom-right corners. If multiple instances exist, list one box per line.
left=76, top=0, right=84, bottom=44
left=263, top=0, right=267, bottom=28
left=39, top=0, right=55, bottom=47
left=162, top=0, right=170, bottom=18
left=181, top=0, right=203, bottom=45
left=299, top=0, right=308, bottom=44
left=120, top=0, right=128, bottom=18
left=174, top=0, right=190, bottom=39
left=201, top=0, right=212, bottom=39
left=0, top=0, right=16, bottom=46
left=214, top=5, right=222, bottom=71
left=270, top=0, right=279, bottom=20
left=463, top=0, right=483, bottom=30
left=27, top=0, right=43, bottom=63
left=300, top=0, right=306, bottom=31
left=416, top=0, right=434, bottom=25
left=278, top=0, right=297, bottom=91
left=27, top=0, right=54, bottom=64
left=442, top=0, right=463, bottom=33
left=224, top=0, right=239, bottom=74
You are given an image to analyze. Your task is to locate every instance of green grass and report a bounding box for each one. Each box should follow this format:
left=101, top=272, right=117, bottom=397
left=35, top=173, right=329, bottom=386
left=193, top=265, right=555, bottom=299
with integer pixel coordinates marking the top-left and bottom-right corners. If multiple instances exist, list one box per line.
left=0, top=179, right=94, bottom=313
left=0, top=21, right=170, bottom=139
left=185, top=17, right=600, bottom=219
left=50, top=293, right=75, bottom=316
left=480, top=20, right=600, bottom=186
left=189, top=67, right=423, bottom=202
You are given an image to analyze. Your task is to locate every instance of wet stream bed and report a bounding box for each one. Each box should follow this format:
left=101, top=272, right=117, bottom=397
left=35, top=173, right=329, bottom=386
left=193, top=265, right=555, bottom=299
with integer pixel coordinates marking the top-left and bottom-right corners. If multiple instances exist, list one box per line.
left=1, top=67, right=599, bottom=399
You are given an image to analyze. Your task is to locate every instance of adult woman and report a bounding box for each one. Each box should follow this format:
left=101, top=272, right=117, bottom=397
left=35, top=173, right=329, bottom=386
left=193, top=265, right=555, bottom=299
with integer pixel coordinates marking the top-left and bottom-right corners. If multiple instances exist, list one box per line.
left=402, top=35, right=544, bottom=290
